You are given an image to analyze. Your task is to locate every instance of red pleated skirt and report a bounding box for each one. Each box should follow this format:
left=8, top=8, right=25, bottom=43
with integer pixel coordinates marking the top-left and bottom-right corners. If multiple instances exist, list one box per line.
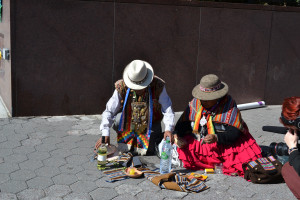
left=177, top=132, right=262, bottom=177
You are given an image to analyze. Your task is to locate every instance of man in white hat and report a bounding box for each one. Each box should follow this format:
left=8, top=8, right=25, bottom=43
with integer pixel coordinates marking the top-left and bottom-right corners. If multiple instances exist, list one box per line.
left=95, top=60, right=175, bottom=156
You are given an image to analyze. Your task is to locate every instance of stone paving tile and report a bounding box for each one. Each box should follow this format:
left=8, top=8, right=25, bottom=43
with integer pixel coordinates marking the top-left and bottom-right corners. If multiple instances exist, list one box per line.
left=19, top=159, right=43, bottom=170
left=26, top=176, right=54, bottom=189
left=40, top=197, right=63, bottom=200
left=10, top=169, right=36, bottom=181
left=29, top=132, right=49, bottom=139
left=76, top=170, right=103, bottom=181
left=0, top=148, right=13, bottom=156
left=52, top=174, right=78, bottom=185
left=3, top=153, right=28, bottom=163
left=159, top=189, right=188, bottom=199
left=28, top=151, right=51, bottom=161
left=63, top=192, right=92, bottom=200
left=112, top=193, right=138, bottom=200
left=115, top=184, right=143, bottom=196
left=6, top=133, right=29, bottom=143
left=56, top=142, right=79, bottom=150
left=81, top=161, right=97, bottom=171
left=118, top=177, right=146, bottom=185
left=66, top=130, right=86, bottom=136
left=0, top=173, right=10, bottom=184
left=2, top=123, right=22, bottom=133
left=0, top=180, right=27, bottom=193
left=44, top=185, right=71, bottom=197
left=59, top=164, right=84, bottom=174
left=75, top=140, right=94, bottom=148
left=21, top=138, right=42, bottom=146
left=47, top=131, right=69, bottom=138
left=34, top=125, right=55, bottom=133
left=0, top=192, right=17, bottom=200
left=35, top=143, right=58, bottom=152
left=35, top=166, right=61, bottom=178
left=16, top=188, right=46, bottom=200
left=13, top=146, right=36, bottom=155
left=70, top=180, right=97, bottom=193
left=14, top=125, right=36, bottom=135
left=43, top=157, right=67, bottom=168
left=71, top=147, right=93, bottom=156
left=0, top=162, right=20, bottom=173
left=95, top=177, right=123, bottom=188
left=0, top=135, right=7, bottom=143
left=0, top=140, right=21, bottom=149
left=136, top=191, right=166, bottom=200
left=62, top=135, right=83, bottom=143
left=83, top=129, right=99, bottom=135
left=50, top=148, right=73, bottom=158
left=89, top=188, right=118, bottom=200
left=137, top=180, right=161, bottom=192
left=42, top=137, right=63, bottom=145
left=66, top=155, right=89, bottom=165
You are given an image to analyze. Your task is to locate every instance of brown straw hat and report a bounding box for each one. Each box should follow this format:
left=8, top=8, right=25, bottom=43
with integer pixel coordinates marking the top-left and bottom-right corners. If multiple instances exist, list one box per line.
left=192, top=74, right=228, bottom=100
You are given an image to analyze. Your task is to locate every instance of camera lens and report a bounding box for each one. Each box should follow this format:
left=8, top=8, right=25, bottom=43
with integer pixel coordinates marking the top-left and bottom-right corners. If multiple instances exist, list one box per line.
left=269, top=142, right=289, bottom=156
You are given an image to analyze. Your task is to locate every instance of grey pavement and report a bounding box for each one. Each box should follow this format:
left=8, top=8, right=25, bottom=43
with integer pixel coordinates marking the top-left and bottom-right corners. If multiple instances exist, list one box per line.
left=0, top=105, right=297, bottom=200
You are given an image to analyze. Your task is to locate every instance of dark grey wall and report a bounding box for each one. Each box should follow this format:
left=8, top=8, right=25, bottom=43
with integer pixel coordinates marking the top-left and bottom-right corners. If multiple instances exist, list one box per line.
left=10, top=0, right=300, bottom=116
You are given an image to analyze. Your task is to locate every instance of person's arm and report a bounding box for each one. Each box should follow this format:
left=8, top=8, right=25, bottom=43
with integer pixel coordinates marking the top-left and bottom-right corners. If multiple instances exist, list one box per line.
left=215, top=125, right=242, bottom=145
left=289, top=149, right=300, bottom=176
left=284, top=130, right=300, bottom=175
left=158, top=87, right=175, bottom=140
left=173, top=106, right=192, bottom=137
left=99, top=90, right=122, bottom=137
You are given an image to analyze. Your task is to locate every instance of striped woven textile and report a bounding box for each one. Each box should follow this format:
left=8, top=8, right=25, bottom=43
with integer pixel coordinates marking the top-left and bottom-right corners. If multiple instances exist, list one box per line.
left=143, top=170, right=208, bottom=193
left=188, top=95, right=244, bottom=132
left=102, top=153, right=133, bottom=183
left=102, top=167, right=129, bottom=182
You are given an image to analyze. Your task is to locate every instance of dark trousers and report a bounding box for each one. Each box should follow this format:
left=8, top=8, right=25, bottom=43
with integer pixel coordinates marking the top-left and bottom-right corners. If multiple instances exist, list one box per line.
left=112, top=113, right=163, bottom=156
left=282, top=162, right=300, bottom=199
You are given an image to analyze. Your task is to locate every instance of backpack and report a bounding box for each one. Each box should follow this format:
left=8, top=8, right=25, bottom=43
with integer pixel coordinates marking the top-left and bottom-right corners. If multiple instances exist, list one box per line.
left=243, top=156, right=284, bottom=184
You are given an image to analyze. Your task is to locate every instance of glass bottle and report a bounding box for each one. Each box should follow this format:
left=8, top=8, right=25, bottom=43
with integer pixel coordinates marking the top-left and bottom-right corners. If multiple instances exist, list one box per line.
left=97, top=136, right=107, bottom=170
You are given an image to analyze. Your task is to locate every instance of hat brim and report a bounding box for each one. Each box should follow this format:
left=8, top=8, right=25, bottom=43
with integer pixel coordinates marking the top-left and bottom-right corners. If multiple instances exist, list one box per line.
left=123, top=61, right=154, bottom=90
left=192, top=82, right=228, bottom=100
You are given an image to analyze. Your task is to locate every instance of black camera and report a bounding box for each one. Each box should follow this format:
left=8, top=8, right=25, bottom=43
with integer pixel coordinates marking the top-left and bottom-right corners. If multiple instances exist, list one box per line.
left=269, top=142, right=289, bottom=156
left=262, top=126, right=299, bottom=157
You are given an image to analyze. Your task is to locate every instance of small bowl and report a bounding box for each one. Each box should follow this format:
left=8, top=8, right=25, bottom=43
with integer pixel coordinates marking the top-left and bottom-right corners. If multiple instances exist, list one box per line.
left=124, top=167, right=143, bottom=178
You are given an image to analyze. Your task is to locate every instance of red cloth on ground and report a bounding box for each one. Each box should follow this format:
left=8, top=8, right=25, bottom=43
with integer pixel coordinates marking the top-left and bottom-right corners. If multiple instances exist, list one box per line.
left=177, top=130, right=262, bottom=177
left=282, top=162, right=300, bottom=199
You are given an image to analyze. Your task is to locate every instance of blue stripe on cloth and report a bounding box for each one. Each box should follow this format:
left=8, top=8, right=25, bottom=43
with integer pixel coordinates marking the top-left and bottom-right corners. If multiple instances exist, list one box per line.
left=118, top=88, right=131, bottom=132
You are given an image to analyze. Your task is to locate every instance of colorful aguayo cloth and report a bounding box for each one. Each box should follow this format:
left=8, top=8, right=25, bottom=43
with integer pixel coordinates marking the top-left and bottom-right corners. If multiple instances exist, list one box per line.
left=177, top=95, right=262, bottom=176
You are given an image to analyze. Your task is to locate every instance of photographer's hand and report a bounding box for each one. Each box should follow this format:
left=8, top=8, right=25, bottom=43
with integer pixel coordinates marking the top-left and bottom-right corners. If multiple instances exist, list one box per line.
left=284, top=129, right=298, bottom=149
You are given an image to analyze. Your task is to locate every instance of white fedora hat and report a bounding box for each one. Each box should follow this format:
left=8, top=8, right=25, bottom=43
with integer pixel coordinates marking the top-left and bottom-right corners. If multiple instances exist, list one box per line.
left=123, top=60, right=154, bottom=90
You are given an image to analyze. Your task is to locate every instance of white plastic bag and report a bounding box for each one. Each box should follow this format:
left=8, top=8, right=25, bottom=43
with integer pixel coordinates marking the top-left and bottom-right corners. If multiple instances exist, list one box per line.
left=158, top=139, right=182, bottom=167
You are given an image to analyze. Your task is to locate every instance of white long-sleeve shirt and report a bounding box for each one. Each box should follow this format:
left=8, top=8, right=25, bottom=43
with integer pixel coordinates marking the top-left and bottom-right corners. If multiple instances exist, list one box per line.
left=100, top=86, right=175, bottom=136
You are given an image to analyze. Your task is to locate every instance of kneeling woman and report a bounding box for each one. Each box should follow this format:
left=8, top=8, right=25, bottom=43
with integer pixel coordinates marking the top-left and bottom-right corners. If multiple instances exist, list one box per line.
left=174, top=74, right=262, bottom=176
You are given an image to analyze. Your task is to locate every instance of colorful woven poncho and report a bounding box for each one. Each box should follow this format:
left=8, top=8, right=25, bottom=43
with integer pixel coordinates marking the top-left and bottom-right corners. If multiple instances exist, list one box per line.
left=188, top=95, right=245, bottom=134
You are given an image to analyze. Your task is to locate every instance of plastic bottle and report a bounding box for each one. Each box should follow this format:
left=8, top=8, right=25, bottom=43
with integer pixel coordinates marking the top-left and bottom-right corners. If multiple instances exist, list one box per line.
left=160, top=137, right=172, bottom=174
left=97, top=137, right=107, bottom=170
